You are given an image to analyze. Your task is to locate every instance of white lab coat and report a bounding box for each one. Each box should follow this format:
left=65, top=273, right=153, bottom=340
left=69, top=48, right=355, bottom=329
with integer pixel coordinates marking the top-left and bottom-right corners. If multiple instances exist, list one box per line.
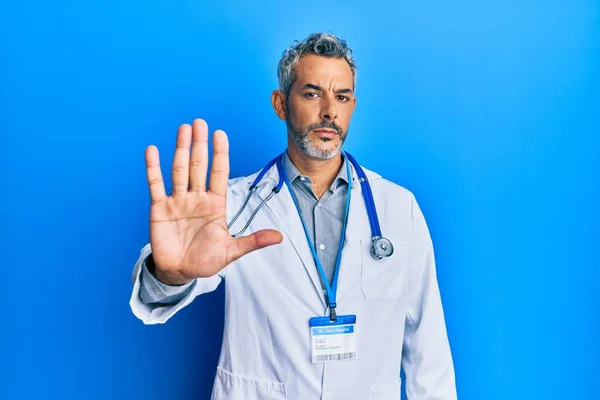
left=130, top=161, right=457, bottom=400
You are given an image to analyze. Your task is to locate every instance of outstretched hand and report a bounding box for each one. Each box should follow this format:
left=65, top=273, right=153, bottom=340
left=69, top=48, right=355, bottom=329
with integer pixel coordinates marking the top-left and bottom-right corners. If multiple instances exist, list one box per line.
left=145, top=119, right=283, bottom=285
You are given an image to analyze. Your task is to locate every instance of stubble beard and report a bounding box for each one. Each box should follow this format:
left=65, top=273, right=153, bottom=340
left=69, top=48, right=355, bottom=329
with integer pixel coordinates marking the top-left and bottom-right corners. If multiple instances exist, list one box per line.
left=286, top=117, right=348, bottom=160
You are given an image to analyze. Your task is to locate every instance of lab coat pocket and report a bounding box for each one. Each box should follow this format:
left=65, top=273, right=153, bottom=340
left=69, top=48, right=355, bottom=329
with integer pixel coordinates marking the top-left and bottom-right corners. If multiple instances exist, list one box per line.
left=360, top=238, right=408, bottom=300
left=368, top=379, right=401, bottom=399
left=211, top=367, right=287, bottom=400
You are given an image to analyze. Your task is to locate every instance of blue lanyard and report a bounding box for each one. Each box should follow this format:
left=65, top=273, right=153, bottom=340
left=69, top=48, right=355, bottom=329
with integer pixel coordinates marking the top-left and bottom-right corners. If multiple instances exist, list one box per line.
left=281, top=152, right=352, bottom=321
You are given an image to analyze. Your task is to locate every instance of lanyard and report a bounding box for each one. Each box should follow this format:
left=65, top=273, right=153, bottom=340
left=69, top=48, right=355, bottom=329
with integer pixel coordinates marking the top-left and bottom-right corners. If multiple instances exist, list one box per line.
left=281, top=152, right=352, bottom=321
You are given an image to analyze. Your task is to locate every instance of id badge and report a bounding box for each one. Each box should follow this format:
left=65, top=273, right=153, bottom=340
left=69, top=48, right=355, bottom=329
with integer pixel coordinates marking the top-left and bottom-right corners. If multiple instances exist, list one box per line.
left=309, top=314, right=358, bottom=363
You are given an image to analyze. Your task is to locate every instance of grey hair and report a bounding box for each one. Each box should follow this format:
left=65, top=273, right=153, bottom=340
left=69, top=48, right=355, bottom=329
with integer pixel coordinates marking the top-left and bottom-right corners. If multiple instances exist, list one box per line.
left=277, top=32, right=357, bottom=97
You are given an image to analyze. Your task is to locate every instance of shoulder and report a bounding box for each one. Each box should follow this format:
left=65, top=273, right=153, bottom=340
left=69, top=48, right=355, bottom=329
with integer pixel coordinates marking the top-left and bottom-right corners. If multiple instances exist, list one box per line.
left=362, top=165, right=416, bottom=206
left=226, top=169, right=267, bottom=196
left=228, top=174, right=253, bottom=192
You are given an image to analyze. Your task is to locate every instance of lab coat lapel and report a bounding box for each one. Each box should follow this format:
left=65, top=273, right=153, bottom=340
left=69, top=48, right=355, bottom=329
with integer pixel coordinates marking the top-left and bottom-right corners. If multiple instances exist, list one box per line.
left=256, top=168, right=327, bottom=308
left=342, top=168, right=363, bottom=244
left=336, top=165, right=367, bottom=291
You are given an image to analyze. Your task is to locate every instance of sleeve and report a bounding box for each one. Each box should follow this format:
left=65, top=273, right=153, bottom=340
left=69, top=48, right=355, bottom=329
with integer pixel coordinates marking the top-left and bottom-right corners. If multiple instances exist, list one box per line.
left=129, top=243, right=223, bottom=325
left=401, top=195, right=457, bottom=399
left=138, top=255, right=196, bottom=306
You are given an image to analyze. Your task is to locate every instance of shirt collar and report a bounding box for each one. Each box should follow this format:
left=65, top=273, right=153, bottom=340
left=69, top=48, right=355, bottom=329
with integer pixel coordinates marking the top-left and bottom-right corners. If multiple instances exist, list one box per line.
left=283, top=151, right=350, bottom=192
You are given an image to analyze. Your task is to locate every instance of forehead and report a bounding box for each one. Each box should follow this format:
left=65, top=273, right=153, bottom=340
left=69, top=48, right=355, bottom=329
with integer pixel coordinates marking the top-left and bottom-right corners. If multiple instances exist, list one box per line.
left=292, top=54, right=354, bottom=88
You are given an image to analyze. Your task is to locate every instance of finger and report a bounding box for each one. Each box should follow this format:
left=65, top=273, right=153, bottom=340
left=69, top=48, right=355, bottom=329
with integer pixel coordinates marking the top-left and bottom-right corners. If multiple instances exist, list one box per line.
left=208, top=129, right=230, bottom=197
left=145, top=145, right=167, bottom=204
left=189, top=119, right=209, bottom=192
left=172, top=124, right=192, bottom=195
left=227, top=230, right=283, bottom=263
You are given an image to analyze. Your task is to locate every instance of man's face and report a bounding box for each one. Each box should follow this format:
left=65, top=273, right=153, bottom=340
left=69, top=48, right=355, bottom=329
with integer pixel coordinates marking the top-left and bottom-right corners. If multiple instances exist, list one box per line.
left=284, top=54, right=356, bottom=160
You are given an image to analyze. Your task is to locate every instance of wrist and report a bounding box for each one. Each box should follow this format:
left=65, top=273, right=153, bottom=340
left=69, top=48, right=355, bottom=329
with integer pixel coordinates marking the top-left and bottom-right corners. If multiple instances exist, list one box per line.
left=146, top=254, right=193, bottom=286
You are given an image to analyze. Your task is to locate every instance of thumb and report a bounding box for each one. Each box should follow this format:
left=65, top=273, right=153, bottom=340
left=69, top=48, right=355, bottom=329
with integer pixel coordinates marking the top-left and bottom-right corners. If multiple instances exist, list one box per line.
left=228, top=229, right=283, bottom=262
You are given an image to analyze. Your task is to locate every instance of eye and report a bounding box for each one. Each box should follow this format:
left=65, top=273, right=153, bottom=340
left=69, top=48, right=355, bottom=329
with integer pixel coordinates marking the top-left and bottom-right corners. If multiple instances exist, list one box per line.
left=304, top=92, right=320, bottom=98
left=337, top=95, right=350, bottom=102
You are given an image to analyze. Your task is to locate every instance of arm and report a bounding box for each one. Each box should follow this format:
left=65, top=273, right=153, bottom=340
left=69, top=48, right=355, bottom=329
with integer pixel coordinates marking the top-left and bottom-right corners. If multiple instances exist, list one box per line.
left=401, top=196, right=457, bottom=399
left=139, top=253, right=196, bottom=306
left=129, top=243, right=222, bottom=325
left=130, top=119, right=281, bottom=324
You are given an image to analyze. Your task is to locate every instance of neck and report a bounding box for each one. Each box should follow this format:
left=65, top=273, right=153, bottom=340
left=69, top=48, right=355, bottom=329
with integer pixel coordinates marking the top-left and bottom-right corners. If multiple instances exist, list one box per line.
left=287, top=143, right=343, bottom=199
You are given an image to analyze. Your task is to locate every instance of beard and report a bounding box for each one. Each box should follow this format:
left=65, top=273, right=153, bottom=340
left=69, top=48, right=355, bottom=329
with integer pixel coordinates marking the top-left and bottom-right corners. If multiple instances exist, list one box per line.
left=286, top=117, right=348, bottom=160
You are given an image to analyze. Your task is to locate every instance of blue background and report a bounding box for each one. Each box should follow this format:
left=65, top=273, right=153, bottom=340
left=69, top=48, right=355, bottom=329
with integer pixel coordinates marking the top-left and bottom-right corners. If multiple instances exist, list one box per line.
left=1, top=1, right=598, bottom=399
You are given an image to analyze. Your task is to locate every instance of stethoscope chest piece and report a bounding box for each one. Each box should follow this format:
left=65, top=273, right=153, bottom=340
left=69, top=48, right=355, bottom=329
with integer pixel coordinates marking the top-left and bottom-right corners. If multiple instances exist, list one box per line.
left=370, top=236, right=394, bottom=260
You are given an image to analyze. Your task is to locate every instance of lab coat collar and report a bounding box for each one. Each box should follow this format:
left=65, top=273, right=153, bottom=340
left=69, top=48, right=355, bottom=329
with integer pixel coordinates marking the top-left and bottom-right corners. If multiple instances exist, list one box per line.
left=283, top=152, right=351, bottom=192
left=244, top=152, right=382, bottom=189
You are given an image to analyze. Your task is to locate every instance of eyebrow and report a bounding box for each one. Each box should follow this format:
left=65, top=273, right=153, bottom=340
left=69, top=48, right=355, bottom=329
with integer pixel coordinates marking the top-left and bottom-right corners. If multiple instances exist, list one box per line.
left=302, top=83, right=353, bottom=94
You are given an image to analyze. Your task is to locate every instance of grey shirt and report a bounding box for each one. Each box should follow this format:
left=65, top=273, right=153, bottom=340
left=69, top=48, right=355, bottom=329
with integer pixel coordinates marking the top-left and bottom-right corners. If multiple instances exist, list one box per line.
left=139, top=152, right=351, bottom=307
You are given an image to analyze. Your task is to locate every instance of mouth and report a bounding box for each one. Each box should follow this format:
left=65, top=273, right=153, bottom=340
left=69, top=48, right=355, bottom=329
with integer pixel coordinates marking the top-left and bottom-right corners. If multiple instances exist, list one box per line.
left=312, top=129, right=338, bottom=139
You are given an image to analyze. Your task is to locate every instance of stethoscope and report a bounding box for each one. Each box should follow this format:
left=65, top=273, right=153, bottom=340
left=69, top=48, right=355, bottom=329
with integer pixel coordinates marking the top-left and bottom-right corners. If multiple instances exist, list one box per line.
left=227, top=150, right=394, bottom=260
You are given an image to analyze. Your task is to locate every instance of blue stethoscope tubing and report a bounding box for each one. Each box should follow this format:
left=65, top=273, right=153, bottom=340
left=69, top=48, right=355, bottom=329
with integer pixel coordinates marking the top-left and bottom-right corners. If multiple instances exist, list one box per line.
left=227, top=150, right=394, bottom=260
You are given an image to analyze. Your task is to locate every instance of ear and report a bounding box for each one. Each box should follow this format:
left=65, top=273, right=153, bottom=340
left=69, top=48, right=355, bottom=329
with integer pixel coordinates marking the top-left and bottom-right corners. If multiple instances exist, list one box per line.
left=271, top=90, right=287, bottom=121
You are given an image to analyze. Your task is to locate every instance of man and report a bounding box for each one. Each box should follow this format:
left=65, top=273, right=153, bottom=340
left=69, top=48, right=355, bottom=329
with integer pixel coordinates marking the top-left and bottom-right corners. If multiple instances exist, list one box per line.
left=130, top=32, right=457, bottom=399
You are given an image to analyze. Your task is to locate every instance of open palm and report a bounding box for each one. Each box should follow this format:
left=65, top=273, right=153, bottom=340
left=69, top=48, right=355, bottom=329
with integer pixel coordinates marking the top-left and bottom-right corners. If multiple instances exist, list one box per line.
left=145, top=119, right=282, bottom=285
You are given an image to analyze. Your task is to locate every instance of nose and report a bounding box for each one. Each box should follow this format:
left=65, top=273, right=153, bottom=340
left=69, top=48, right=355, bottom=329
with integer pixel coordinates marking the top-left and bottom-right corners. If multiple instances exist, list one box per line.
left=319, top=97, right=338, bottom=121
